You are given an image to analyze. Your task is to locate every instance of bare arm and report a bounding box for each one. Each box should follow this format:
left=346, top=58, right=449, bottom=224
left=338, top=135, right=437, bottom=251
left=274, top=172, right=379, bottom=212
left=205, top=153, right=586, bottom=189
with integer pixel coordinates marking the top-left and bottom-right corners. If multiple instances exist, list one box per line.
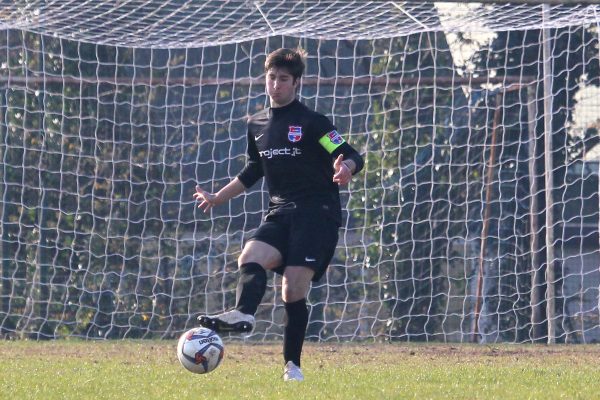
left=193, top=177, right=246, bottom=213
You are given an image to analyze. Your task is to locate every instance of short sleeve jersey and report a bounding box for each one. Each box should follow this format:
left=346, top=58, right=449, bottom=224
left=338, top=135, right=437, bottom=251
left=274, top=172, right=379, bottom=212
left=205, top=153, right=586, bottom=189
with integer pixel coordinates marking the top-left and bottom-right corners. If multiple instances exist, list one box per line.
left=237, top=99, right=360, bottom=226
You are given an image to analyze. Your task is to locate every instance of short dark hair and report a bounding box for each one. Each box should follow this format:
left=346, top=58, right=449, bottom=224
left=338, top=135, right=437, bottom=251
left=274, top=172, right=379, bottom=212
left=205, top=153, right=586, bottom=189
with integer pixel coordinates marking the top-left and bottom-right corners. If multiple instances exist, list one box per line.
left=264, top=48, right=307, bottom=80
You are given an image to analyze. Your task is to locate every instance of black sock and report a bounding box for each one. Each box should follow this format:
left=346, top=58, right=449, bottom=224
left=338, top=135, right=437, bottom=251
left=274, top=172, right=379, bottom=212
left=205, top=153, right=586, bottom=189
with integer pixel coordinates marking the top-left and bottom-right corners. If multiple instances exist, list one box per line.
left=283, top=298, right=308, bottom=367
left=235, top=262, right=267, bottom=315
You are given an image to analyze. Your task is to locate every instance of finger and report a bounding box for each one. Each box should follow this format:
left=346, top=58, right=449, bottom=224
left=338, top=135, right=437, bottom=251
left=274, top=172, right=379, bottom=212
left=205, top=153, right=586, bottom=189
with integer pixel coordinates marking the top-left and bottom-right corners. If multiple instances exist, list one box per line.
left=334, top=174, right=348, bottom=182
left=333, top=167, right=350, bottom=184
left=198, top=200, right=212, bottom=212
left=333, top=172, right=344, bottom=183
left=333, top=154, right=344, bottom=167
left=193, top=192, right=208, bottom=202
left=333, top=163, right=345, bottom=177
left=335, top=175, right=350, bottom=185
left=193, top=186, right=210, bottom=201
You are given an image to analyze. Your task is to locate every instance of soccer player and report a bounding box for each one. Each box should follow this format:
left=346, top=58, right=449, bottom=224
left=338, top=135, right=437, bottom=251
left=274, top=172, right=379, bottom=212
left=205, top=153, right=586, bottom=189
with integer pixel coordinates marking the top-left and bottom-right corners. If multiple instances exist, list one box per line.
left=194, top=48, right=364, bottom=381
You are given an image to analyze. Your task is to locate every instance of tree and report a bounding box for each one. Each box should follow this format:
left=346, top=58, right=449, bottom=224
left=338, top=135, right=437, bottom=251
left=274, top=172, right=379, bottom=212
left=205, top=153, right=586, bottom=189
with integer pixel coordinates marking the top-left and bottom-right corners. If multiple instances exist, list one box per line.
left=468, top=21, right=600, bottom=342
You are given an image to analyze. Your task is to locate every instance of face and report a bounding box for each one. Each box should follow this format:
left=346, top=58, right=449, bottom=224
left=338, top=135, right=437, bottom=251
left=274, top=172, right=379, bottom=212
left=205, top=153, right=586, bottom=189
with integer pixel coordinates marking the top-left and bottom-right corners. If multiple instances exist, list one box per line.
left=266, top=67, right=298, bottom=108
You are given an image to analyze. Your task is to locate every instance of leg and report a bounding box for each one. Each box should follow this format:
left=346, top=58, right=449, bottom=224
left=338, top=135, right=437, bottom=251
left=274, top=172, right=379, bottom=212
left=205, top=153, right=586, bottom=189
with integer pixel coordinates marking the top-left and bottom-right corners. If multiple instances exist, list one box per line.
left=282, top=266, right=314, bottom=369
left=280, top=212, right=338, bottom=380
left=198, top=240, right=282, bottom=333
left=235, top=240, right=283, bottom=315
left=282, top=265, right=314, bottom=303
left=238, top=239, right=283, bottom=270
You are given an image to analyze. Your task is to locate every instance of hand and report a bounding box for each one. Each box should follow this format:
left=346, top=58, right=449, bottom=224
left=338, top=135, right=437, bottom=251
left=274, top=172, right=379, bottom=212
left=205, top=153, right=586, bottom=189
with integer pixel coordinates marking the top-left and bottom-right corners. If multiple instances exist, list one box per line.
left=193, top=185, right=219, bottom=212
left=333, top=154, right=352, bottom=186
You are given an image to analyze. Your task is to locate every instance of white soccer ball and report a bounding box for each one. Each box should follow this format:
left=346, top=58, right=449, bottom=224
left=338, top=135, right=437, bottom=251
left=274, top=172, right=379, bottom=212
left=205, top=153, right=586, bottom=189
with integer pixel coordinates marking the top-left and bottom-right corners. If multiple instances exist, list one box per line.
left=177, top=327, right=224, bottom=374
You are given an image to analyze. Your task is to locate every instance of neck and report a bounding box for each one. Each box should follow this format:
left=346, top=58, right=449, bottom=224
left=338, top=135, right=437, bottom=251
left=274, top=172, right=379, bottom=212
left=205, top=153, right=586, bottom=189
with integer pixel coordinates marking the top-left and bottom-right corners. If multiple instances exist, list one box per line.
left=270, top=96, right=296, bottom=109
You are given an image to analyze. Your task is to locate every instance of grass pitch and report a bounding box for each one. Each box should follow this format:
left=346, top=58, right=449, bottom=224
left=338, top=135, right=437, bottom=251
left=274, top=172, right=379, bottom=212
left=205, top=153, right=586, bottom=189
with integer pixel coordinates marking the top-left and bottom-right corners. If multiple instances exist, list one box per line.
left=1, top=340, right=599, bottom=399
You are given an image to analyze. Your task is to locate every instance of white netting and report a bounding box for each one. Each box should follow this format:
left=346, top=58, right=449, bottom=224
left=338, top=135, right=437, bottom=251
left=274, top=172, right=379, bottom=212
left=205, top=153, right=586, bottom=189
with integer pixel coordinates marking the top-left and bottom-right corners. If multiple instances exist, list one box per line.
left=0, top=1, right=598, bottom=343
left=1, top=1, right=599, bottom=47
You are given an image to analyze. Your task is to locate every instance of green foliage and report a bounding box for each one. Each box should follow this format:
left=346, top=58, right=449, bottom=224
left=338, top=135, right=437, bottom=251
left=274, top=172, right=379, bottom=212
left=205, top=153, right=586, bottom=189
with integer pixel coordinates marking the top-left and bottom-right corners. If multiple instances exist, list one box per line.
left=469, top=25, right=600, bottom=342
left=1, top=16, right=598, bottom=342
left=0, top=31, right=237, bottom=338
left=337, top=33, right=481, bottom=340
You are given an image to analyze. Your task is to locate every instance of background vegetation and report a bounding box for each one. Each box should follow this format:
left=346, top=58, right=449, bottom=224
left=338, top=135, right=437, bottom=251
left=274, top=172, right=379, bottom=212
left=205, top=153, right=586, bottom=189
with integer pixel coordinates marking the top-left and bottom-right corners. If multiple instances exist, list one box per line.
left=0, top=6, right=598, bottom=342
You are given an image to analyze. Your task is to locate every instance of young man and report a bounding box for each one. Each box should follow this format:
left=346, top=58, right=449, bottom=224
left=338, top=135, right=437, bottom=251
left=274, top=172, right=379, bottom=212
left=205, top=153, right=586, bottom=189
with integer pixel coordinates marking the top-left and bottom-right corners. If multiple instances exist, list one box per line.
left=193, top=48, right=364, bottom=381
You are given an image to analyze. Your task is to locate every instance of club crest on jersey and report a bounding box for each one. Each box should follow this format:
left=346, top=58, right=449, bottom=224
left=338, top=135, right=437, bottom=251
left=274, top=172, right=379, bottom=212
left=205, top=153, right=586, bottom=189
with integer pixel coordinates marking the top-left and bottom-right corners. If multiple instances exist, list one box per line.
left=327, top=130, right=344, bottom=145
left=288, top=126, right=303, bottom=143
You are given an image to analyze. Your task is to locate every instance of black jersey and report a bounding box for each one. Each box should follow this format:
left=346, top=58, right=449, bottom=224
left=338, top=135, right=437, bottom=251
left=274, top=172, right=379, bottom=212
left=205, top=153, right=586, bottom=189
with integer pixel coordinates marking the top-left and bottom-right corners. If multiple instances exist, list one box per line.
left=237, top=99, right=363, bottom=226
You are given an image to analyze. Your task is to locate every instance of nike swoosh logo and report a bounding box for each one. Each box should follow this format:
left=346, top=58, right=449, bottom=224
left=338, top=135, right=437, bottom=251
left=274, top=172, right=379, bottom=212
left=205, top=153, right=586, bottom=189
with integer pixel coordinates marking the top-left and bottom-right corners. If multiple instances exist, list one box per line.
left=255, top=134, right=264, bottom=141
left=305, top=257, right=316, bottom=262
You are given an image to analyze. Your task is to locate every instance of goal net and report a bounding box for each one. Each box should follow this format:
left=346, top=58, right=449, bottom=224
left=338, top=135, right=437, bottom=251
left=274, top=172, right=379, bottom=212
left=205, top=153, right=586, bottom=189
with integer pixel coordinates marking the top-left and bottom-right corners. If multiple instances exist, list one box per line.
left=0, top=1, right=599, bottom=343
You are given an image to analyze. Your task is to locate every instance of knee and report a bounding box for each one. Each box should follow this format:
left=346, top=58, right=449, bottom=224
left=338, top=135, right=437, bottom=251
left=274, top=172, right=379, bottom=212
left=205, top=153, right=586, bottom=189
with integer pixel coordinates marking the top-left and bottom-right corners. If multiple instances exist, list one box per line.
left=237, top=252, right=251, bottom=266
left=238, top=247, right=260, bottom=266
left=238, top=242, right=281, bottom=269
left=282, top=284, right=305, bottom=303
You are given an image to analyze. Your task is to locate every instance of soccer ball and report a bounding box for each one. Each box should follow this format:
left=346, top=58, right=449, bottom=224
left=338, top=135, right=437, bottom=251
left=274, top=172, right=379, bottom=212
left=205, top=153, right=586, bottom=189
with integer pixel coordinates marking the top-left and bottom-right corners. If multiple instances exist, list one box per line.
left=177, top=327, right=224, bottom=374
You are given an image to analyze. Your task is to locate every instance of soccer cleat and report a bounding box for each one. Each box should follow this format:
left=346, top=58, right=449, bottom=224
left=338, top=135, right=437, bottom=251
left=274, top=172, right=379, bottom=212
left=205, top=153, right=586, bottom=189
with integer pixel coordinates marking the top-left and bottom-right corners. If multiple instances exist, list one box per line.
left=197, top=310, right=255, bottom=333
left=283, top=361, right=304, bottom=382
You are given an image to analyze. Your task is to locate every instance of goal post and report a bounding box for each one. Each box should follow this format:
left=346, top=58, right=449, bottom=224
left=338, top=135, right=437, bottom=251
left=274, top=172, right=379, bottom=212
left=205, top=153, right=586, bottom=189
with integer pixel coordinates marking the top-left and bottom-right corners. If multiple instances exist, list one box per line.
left=0, top=1, right=599, bottom=343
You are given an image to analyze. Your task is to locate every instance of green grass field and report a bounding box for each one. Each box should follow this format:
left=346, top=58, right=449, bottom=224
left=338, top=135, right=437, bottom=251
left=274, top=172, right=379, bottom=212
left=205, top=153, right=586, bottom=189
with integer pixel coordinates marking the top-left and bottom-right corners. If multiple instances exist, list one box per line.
left=1, top=340, right=599, bottom=399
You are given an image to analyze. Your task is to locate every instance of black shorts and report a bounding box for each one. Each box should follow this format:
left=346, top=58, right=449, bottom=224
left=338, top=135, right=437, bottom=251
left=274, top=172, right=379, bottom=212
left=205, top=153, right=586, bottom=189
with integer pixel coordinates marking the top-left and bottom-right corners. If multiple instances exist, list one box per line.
left=248, top=211, right=339, bottom=282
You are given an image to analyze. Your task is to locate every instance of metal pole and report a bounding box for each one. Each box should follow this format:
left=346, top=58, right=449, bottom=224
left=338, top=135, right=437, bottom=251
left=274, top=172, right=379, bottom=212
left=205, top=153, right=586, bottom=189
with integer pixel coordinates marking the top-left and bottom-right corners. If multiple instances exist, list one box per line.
left=542, top=4, right=556, bottom=344
left=473, top=92, right=503, bottom=343
left=526, top=84, right=543, bottom=342
left=0, top=86, right=8, bottom=335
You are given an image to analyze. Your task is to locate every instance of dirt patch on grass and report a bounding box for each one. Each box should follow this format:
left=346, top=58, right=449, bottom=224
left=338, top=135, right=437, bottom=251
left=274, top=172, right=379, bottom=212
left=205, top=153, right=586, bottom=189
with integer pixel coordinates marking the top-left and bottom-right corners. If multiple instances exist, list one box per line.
left=0, top=340, right=170, bottom=361
left=301, top=342, right=600, bottom=367
left=2, top=340, right=600, bottom=367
